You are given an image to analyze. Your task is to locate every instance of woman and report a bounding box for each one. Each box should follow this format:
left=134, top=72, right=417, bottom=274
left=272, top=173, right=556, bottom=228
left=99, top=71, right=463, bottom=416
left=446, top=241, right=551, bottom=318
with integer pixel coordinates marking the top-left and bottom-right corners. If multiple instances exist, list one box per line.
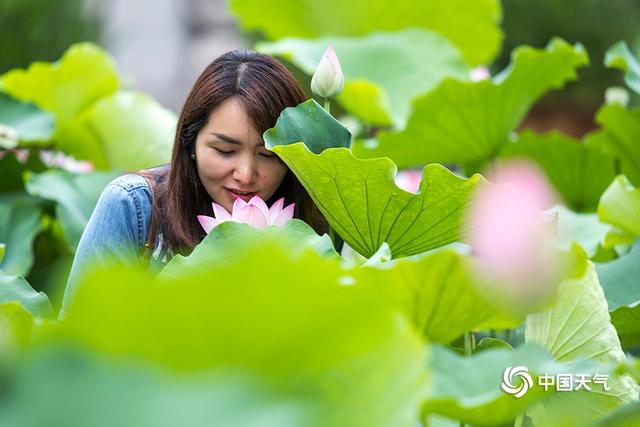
left=61, top=50, right=329, bottom=315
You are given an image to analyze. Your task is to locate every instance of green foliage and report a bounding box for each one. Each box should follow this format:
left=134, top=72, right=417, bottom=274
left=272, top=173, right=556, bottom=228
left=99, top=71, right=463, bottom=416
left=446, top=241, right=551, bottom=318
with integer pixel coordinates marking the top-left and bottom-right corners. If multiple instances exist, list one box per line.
left=526, top=257, right=639, bottom=426
left=588, top=105, right=640, bottom=186
left=24, top=169, right=121, bottom=252
left=0, top=93, right=54, bottom=145
left=265, top=100, right=484, bottom=258
left=605, top=41, right=640, bottom=96
left=0, top=194, right=43, bottom=276
left=501, top=131, right=616, bottom=211
left=230, top=0, right=503, bottom=66
left=597, top=242, right=640, bottom=348
left=258, top=29, right=468, bottom=126
left=59, top=236, right=427, bottom=427
left=0, top=43, right=176, bottom=170
left=597, top=175, right=640, bottom=248
left=353, top=38, right=588, bottom=169
left=355, top=250, right=522, bottom=343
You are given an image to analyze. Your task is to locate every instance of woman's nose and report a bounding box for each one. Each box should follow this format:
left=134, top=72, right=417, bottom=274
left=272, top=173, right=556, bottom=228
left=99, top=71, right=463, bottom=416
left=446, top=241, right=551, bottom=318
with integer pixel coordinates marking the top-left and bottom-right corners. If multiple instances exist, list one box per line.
left=232, top=157, right=257, bottom=185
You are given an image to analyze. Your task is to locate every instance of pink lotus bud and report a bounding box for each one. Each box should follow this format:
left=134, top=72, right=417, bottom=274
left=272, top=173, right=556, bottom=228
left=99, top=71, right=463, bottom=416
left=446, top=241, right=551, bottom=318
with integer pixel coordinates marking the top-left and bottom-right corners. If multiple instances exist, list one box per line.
left=310, top=44, right=344, bottom=99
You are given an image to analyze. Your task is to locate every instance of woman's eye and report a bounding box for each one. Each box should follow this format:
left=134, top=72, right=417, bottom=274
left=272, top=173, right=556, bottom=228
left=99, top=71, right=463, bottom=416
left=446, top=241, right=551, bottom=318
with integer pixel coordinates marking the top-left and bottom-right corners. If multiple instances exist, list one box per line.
left=214, top=148, right=234, bottom=155
left=259, top=152, right=276, bottom=159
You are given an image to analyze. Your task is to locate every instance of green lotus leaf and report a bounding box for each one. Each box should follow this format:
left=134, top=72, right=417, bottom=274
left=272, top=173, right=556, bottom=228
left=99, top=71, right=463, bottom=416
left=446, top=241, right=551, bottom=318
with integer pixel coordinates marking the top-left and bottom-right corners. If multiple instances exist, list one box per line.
left=591, top=400, right=640, bottom=427
left=25, top=169, right=121, bottom=252
left=604, top=41, right=640, bottom=95
left=58, top=91, right=176, bottom=170
left=61, top=240, right=427, bottom=427
left=0, top=194, right=43, bottom=276
left=0, top=269, right=53, bottom=318
left=258, top=29, right=468, bottom=127
left=355, top=250, right=522, bottom=343
left=264, top=100, right=483, bottom=258
left=526, top=255, right=640, bottom=427
left=596, top=241, right=640, bottom=348
left=501, top=131, right=616, bottom=211
left=0, top=42, right=119, bottom=124
left=264, top=99, right=351, bottom=154
left=0, top=93, right=54, bottom=144
left=597, top=175, right=640, bottom=248
left=273, top=144, right=482, bottom=258
left=423, top=343, right=604, bottom=426
left=547, top=205, right=612, bottom=259
left=587, top=105, right=640, bottom=186
left=0, top=302, right=34, bottom=361
left=159, top=220, right=337, bottom=281
left=229, top=0, right=503, bottom=66
left=0, top=348, right=310, bottom=427
left=353, top=38, right=589, bottom=168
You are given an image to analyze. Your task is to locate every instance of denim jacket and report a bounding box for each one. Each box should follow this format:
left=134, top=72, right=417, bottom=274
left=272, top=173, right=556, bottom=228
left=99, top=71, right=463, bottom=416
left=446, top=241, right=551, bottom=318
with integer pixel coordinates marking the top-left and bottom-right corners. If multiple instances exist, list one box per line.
left=60, top=165, right=172, bottom=317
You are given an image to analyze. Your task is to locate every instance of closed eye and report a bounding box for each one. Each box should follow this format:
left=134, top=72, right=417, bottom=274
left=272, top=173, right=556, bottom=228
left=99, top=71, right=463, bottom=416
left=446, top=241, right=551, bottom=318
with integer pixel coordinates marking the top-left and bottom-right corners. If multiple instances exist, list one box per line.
left=214, top=148, right=234, bottom=155
left=259, top=152, right=276, bottom=158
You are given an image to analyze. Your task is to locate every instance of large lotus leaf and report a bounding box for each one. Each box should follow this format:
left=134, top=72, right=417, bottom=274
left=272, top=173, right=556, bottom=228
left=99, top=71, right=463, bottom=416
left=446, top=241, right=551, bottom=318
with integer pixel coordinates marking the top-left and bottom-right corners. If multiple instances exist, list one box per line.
left=270, top=145, right=482, bottom=258
left=0, top=269, right=53, bottom=317
left=596, top=241, right=640, bottom=348
left=0, top=149, right=47, bottom=193
left=354, top=250, right=521, bottom=343
left=0, top=43, right=119, bottom=124
left=353, top=38, right=589, bottom=168
left=58, top=91, right=176, bottom=170
left=0, top=93, right=54, bottom=144
left=60, top=241, right=427, bottom=427
left=501, top=131, right=616, bottom=211
left=264, top=99, right=351, bottom=154
left=0, top=302, right=34, bottom=360
left=0, top=349, right=309, bottom=427
left=257, top=29, right=468, bottom=127
left=597, top=175, right=640, bottom=248
left=159, top=220, right=337, bottom=280
left=423, top=343, right=605, bottom=426
left=264, top=100, right=483, bottom=258
left=588, top=105, right=640, bottom=186
left=526, top=257, right=640, bottom=427
left=547, top=205, right=611, bottom=258
left=0, top=194, right=43, bottom=276
left=229, top=0, right=502, bottom=66
left=25, top=169, right=121, bottom=252
left=605, top=41, right=640, bottom=95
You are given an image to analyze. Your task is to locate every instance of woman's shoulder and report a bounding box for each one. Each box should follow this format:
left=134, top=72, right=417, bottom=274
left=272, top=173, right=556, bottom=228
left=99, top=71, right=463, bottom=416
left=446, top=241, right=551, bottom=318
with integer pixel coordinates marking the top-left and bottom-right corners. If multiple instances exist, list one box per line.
left=103, top=164, right=170, bottom=202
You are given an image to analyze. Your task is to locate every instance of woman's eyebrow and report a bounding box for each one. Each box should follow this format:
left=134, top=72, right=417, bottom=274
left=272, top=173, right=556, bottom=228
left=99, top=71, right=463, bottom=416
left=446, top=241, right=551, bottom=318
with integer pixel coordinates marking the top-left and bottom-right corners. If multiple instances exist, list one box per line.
left=210, top=132, right=264, bottom=147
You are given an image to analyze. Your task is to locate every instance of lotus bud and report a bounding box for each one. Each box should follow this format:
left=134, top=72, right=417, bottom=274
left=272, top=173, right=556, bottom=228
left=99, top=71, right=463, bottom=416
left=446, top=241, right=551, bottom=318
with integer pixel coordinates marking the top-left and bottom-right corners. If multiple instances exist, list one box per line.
left=311, top=44, right=344, bottom=99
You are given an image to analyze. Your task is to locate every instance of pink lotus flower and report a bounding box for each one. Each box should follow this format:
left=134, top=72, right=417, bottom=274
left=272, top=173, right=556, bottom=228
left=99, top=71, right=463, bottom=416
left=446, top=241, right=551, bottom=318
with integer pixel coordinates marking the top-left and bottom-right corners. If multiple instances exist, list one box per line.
left=466, top=160, right=561, bottom=301
left=197, top=195, right=295, bottom=233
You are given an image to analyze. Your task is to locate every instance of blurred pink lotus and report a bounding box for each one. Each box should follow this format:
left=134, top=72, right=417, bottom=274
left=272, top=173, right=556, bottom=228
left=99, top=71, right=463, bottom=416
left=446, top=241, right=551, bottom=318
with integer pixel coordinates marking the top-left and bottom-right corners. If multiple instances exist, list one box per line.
left=467, top=160, right=560, bottom=298
left=197, top=196, right=295, bottom=233
left=395, top=169, right=422, bottom=194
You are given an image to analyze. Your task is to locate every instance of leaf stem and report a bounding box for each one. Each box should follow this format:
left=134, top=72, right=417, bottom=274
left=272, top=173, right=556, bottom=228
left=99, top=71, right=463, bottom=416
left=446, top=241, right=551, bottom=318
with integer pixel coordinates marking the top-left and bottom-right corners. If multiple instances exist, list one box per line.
left=464, top=331, right=476, bottom=356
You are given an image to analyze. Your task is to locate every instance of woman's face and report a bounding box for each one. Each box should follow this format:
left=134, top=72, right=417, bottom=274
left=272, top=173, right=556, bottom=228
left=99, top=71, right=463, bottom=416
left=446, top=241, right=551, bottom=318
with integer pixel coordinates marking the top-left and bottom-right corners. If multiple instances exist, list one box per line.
left=194, top=97, right=288, bottom=214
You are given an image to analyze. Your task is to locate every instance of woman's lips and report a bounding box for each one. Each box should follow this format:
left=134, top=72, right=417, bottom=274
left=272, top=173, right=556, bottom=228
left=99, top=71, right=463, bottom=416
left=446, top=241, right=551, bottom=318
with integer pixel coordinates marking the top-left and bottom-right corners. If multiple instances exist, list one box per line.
left=225, top=187, right=257, bottom=202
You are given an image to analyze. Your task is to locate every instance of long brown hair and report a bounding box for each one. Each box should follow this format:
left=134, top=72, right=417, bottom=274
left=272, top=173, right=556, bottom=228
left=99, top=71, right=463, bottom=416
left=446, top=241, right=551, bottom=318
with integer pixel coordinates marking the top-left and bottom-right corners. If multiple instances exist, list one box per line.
left=139, top=50, right=327, bottom=256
